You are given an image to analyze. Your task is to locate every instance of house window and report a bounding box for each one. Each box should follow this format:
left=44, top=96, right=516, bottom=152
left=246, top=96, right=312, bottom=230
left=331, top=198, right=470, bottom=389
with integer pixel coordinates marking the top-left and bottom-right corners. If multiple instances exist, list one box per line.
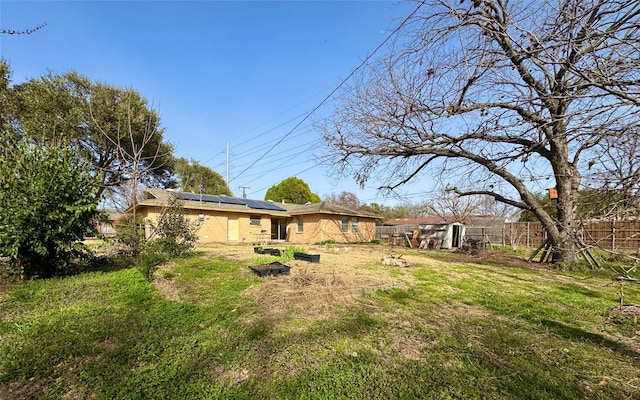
left=297, top=216, right=304, bottom=232
left=341, top=216, right=349, bottom=233
left=351, top=217, right=359, bottom=233
left=250, top=215, right=261, bottom=226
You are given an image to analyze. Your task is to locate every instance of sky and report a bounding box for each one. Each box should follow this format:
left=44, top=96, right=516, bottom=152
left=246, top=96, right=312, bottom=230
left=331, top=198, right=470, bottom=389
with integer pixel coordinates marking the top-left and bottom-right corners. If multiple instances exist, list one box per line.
left=0, top=0, right=432, bottom=205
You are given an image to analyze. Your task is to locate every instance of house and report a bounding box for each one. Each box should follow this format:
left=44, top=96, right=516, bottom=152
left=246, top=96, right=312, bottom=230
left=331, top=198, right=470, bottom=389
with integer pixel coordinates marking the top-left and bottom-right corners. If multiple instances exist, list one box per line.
left=90, top=211, right=124, bottom=239
left=279, top=202, right=378, bottom=244
left=133, top=189, right=378, bottom=244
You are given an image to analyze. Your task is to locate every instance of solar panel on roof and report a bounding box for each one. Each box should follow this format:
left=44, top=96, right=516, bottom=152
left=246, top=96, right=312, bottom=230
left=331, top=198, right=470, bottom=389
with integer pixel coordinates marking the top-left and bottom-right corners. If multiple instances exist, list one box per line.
left=180, top=192, right=244, bottom=205
left=204, top=194, right=245, bottom=205
left=243, top=199, right=286, bottom=211
left=178, top=192, right=284, bottom=211
left=180, top=192, right=200, bottom=202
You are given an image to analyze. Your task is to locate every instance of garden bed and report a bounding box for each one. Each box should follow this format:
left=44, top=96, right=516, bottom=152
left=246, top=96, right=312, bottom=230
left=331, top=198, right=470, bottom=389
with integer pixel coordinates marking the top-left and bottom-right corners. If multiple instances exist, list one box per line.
left=249, top=261, right=291, bottom=277
left=253, top=247, right=281, bottom=256
left=293, top=252, right=320, bottom=263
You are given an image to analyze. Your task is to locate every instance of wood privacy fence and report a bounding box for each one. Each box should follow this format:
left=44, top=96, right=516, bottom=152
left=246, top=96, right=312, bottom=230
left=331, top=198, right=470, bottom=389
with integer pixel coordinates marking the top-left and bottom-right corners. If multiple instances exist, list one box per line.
left=377, top=220, right=640, bottom=251
left=501, top=221, right=640, bottom=251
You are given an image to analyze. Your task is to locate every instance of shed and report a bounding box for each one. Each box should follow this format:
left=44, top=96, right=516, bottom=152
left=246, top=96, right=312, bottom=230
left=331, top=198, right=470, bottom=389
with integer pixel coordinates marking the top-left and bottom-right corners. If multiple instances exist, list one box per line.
left=417, top=221, right=465, bottom=249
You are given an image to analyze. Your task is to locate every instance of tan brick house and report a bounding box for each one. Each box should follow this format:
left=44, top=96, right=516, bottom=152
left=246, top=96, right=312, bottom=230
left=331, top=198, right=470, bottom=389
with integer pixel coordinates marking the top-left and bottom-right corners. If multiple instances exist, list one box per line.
left=280, top=202, right=377, bottom=244
left=134, top=189, right=378, bottom=244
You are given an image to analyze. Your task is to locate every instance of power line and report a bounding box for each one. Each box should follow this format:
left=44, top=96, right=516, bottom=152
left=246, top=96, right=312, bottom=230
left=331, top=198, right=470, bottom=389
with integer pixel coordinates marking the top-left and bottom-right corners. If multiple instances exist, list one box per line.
left=249, top=163, right=320, bottom=197
left=230, top=0, right=427, bottom=184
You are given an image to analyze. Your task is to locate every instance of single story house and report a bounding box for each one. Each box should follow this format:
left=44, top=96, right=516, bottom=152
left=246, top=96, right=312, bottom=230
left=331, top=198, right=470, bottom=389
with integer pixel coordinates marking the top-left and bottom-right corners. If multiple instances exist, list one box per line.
left=133, top=189, right=378, bottom=244
left=279, top=202, right=378, bottom=244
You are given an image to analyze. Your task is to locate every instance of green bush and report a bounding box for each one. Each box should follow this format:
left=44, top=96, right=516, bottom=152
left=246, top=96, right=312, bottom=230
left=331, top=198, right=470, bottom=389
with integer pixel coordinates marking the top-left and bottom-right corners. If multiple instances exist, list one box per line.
left=136, top=241, right=169, bottom=280
left=148, top=195, right=199, bottom=257
left=0, top=134, right=101, bottom=278
left=280, top=245, right=308, bottom=260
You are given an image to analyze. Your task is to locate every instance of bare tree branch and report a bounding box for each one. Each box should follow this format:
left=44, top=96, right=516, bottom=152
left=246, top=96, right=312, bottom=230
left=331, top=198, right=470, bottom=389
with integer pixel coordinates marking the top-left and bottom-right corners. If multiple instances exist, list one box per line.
left=321, top=0, right=640, bottom=263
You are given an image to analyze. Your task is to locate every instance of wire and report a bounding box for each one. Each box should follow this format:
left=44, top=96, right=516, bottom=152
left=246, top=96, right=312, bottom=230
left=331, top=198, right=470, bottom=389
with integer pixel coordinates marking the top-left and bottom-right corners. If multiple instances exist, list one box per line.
left=230, top=0, right=427, bottom=184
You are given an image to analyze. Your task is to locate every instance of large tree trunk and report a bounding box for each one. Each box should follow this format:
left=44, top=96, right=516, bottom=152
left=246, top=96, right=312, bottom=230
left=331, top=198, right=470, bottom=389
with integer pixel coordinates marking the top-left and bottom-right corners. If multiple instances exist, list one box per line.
left=545, top=152, right=582, bottom=263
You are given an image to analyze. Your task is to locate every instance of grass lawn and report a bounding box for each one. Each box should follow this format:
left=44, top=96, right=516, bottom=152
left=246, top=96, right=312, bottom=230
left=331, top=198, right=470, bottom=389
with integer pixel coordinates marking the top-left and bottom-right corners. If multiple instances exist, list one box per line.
left=1, top=245, right=639, bottom=399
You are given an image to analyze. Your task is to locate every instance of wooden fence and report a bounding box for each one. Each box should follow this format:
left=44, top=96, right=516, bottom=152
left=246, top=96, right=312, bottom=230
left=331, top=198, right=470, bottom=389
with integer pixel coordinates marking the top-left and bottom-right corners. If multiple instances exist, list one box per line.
left=377, top=220, right=640, bottom=251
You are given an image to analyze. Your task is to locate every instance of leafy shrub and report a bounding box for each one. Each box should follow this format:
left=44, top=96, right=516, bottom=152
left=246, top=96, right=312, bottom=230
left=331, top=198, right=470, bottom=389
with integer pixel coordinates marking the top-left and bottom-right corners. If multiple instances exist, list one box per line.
left=0, top=135, right=101, bottom=278
left=136, top=241, right=169, bottom=280
left=280, top=245, right=308, bottom=260
left=148, top=195, right=199, bottom=257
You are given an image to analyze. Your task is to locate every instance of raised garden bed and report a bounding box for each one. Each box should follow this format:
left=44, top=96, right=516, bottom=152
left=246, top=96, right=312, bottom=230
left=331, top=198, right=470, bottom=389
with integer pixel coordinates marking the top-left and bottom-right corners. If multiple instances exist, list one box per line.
left=253, top=247, right=281, bottom=256
left=293, top=252, right=320, bottom=263
left=249, top=261, right=291, bottom=277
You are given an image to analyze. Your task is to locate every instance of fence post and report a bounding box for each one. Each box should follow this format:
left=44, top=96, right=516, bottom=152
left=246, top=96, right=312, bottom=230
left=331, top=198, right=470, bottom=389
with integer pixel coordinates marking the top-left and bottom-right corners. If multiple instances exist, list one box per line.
left=526, top=222, right=530, bottom=247
left=612, top=220, right=616, bottom=251
left=509, top=222, right=513, bottom=247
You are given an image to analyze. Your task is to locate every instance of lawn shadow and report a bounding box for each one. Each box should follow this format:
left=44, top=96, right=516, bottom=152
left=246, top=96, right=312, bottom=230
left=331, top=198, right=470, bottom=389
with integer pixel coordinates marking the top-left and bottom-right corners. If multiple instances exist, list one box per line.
left=554, top=282, right=604, bottom=299
left=539, top=318, right=640, bottom=359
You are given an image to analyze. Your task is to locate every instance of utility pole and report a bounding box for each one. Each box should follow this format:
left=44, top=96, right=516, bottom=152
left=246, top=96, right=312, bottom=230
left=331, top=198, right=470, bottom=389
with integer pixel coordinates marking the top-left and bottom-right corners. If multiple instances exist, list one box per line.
left=239, top=186, right=250, bottom=199
left=226, top=142, right=229, bottom=186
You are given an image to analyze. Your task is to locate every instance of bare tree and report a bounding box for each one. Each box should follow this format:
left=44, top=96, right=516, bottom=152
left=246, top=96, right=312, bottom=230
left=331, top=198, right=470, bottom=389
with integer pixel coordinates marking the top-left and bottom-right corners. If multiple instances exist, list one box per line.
left=91, top=96, right=172, bottom=252
left=323, top=191, right=362, bottom=209
left=581, top=131, right=640, bottom=220
left=422, top=190, right=481, bottom=223
left=321, top=0, right=640, bottom=263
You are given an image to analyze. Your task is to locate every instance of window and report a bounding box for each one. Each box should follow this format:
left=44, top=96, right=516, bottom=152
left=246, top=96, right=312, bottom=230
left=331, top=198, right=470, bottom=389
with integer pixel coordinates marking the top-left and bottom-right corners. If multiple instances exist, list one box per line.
left=341, top=216, right=349, bottom=233
left=250, top=215, right=261, bottom=226
left=297, top=216, right=304, bottom=232
left=351, top=217, right=359, bottom=233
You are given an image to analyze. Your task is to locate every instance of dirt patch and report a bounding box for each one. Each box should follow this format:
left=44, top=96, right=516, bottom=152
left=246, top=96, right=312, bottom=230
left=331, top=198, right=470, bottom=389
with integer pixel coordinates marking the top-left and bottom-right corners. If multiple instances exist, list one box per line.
left=455, top=249, right=547, bottom=270
left=152, top=262, right=181, bottom=301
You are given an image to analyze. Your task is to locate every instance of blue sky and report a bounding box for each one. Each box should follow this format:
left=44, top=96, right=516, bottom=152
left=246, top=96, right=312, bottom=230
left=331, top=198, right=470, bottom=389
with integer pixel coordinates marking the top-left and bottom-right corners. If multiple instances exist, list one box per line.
left=1, top=0, right=428, bottom=205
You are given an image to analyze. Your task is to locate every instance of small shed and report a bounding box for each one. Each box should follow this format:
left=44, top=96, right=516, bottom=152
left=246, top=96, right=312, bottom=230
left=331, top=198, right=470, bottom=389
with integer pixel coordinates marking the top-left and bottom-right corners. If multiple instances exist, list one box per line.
left=417, top=221, right=465, bottom=249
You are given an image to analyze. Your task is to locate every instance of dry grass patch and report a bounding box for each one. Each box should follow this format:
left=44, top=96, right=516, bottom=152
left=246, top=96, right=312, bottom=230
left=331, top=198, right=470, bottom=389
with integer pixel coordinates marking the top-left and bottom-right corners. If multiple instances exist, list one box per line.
left=245, top=263, right=411, bottom=314
left=152, top=262, right=181, bottom=301
left=241, top=245, right=419, bottom=315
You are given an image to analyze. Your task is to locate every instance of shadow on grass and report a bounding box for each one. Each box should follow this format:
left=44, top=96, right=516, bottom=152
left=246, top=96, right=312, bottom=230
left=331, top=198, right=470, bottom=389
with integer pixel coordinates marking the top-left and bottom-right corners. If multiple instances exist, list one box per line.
left=539, top=318, right=640, bottom=359
left=554, top=282, right=604, bottom=299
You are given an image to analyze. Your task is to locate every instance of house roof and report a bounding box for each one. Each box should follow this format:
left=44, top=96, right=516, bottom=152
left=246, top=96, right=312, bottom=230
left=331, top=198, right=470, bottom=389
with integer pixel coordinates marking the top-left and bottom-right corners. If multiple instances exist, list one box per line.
left=279, top=202, right=379, bottom=219
left=135, top=189, right=290, bottom=217
left=135, top=190, right=379, bottom=219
